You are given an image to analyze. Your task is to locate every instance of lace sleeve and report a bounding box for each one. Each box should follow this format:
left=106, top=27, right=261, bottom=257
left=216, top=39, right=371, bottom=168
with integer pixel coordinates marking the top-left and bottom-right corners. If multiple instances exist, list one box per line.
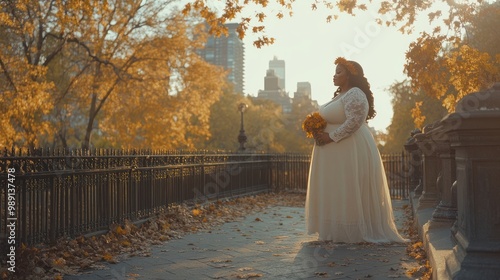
left=328, top=87, right=369, bottom=142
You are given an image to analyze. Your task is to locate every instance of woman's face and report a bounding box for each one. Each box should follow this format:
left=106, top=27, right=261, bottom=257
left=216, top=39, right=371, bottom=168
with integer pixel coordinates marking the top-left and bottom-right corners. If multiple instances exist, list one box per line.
left=333, top=64, right=350, bottom=88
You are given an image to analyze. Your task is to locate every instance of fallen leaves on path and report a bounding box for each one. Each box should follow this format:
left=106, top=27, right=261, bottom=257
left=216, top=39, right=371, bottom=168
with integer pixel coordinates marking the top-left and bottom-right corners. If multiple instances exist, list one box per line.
left=235, top=272, right=263, bottom=279
left=1, top=192, right=305, bottom=280
left=402, top=204, right=433, bottom=279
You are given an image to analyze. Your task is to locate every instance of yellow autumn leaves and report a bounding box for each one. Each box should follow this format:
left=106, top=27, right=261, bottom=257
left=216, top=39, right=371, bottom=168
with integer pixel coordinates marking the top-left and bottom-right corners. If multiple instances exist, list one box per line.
left=192, top=202, right=230, bottom=224
left=406, top=35, right=500, bottom=116
left=402, top=202, right=433, bottom=279
left=0, top=0, right=229, bottom=149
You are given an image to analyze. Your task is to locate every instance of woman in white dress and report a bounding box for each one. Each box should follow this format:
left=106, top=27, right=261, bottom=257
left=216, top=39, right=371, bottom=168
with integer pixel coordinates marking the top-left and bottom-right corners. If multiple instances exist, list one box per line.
left=305, top=58, right=408, bottom=243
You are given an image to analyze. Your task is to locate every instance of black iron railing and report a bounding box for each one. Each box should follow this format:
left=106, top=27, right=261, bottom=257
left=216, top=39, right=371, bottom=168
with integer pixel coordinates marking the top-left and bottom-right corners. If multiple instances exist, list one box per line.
left=381, top=151, right=412, bottom=199
left=0, top=148, right=408, bottom=248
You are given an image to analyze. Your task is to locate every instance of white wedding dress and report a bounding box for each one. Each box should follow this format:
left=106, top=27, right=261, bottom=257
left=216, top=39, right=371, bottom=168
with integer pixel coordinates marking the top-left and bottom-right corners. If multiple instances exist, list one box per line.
left=305, top=87, right=408, bottom=243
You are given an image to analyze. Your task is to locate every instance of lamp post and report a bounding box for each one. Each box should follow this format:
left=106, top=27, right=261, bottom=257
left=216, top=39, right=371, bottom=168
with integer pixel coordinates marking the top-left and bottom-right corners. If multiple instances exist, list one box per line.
left=237, top=103, right=248, bottom=152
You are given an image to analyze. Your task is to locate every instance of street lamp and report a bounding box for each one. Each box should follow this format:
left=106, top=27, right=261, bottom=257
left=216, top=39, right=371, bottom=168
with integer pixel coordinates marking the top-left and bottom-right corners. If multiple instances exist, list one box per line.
left=237, top=103, right=248, bottom=152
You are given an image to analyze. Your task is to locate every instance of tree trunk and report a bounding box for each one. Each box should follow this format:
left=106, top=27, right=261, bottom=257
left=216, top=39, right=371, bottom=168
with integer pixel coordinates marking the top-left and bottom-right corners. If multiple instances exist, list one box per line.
left=82, top=93, right=97, bottom=150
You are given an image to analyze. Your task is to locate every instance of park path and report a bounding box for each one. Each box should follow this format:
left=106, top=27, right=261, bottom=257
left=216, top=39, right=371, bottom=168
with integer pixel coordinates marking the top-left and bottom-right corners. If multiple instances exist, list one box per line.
left=64, top=200, right=420, bottom=280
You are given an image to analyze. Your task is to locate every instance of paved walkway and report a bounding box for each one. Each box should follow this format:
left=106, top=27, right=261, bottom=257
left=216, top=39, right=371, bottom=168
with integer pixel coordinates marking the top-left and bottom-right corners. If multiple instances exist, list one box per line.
left=65, top=200, right=418, bottom=280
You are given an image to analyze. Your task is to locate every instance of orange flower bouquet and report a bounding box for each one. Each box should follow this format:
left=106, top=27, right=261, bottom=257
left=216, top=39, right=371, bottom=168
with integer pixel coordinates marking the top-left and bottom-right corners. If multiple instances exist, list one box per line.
left=302, top=112, right=327, bottom=138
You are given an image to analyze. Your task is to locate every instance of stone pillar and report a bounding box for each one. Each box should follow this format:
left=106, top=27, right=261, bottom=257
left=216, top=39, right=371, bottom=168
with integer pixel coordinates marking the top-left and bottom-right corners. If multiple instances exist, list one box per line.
left=450, top=180, right=459, bottom=242
left=404, top=129, right=423, bottom=196
left=427, top=127, right=457, bottom=223
left=414, top=123, right=441, bottom=209
left=444, top=83, right=500, bottom=279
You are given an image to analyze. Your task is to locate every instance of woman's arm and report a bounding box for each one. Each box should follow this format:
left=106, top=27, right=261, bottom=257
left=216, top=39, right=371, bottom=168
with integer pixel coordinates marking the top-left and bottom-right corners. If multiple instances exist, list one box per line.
left=328, top=87, right=369, bottom=142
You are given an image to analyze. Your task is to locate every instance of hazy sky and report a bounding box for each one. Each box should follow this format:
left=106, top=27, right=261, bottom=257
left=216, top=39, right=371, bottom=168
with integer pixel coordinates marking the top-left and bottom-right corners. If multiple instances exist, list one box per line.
left=241, top=2, right=437, bottom=132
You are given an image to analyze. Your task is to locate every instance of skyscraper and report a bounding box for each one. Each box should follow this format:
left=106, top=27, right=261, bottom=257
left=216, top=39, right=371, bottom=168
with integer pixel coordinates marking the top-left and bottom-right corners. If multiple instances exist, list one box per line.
left=269, top=56, right=285, bottom=90
left=294, top=82, right=312, bottom=100
left=198, top=23, right=245, bottom=94
left=257, top=69, right=292, bottom=113
left=292, top=81, right=318, bottom=112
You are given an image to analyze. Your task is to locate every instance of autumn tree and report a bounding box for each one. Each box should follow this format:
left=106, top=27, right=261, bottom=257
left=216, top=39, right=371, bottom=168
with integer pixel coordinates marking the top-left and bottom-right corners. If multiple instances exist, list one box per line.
left=1, top=0, right=229, bottom=150
left=381, top=80, right=448, bottom=153
left=205, top=89, right=312, bottom=153
left=244, top=98, right=288, bottom=152
left=0, top=1, right=57, bottom=149
left=52, top=1, right=228, bottom=149
left=95, top=16, right=229, bottom=150
left=206, top=91, right=283, bottom=152
left=204, top=89, right=244, bottom=151
left=245, top=96, right=316, bottom=153
left=404, top=2, right=500, bottom=112
left=286, top=95, right=319, bottom=153
left=465, top=1, right=500, bottom=58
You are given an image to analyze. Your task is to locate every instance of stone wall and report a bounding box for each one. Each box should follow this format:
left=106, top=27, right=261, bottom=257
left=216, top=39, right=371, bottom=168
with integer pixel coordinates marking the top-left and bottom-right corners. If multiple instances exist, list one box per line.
left=406, top=83, right=500, bottom=280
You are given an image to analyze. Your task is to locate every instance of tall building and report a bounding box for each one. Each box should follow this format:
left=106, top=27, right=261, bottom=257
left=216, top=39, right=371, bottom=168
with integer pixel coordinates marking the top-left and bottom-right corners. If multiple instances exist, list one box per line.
left=199, top=23, right=245, bottom=94
left=257, top=69, right=292, bottom=113
left=269, top=56, right=285, bottom=90
left=293, top=81, right=318, bottom=111
left=294, top=82, right=312, bottom=100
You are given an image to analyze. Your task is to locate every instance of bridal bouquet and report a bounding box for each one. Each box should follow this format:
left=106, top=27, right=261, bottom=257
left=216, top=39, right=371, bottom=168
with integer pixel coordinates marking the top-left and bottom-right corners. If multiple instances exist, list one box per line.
left=302, top=112, right=327, bottom=138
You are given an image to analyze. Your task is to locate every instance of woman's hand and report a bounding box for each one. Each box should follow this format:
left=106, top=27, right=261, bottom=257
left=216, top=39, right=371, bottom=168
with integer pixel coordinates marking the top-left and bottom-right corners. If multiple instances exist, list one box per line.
left=314, top=132, right=334, bottom=146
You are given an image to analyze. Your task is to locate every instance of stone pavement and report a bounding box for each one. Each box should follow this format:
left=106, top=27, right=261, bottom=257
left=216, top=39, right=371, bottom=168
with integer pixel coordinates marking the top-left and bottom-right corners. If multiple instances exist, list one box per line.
left=64, top=200, right=419, bottom=280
